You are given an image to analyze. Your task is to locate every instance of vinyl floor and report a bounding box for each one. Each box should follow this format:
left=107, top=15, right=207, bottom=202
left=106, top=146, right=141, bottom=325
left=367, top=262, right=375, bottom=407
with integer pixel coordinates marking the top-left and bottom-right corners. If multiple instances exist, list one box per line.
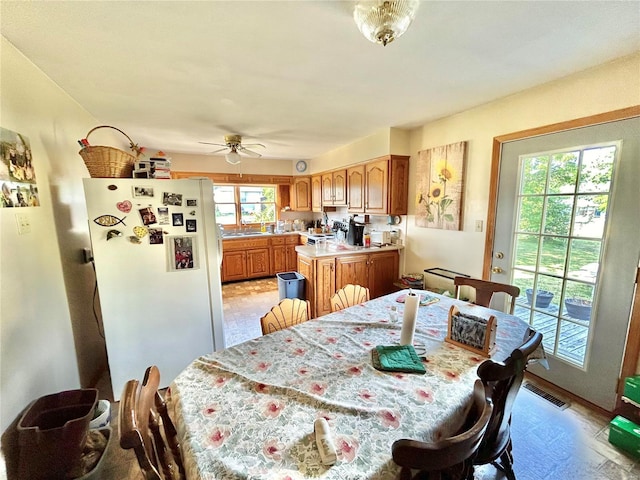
left=3, top=278, right=638, bottom=479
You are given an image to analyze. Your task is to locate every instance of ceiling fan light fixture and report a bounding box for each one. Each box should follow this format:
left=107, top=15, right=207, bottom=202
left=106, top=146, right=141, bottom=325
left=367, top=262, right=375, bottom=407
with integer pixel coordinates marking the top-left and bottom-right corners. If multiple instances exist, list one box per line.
left=225, top=150, right=242, bottom=165
left=353, top=0, right=419, bottom=46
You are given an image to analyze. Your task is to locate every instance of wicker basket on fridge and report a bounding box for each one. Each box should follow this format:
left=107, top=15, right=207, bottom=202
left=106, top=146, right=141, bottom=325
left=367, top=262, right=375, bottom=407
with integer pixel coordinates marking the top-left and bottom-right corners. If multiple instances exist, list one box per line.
left=78, top=125, right=142, bottom=178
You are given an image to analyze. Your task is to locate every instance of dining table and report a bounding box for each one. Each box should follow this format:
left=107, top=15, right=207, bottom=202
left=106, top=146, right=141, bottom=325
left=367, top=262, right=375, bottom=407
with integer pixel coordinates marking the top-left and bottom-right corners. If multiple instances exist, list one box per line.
left=168, top=290, right=534, bottom=480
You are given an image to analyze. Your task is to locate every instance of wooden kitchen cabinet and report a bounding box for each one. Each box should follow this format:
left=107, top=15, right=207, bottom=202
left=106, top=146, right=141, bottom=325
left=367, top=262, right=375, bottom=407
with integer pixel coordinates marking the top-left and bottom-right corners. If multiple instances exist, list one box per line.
left=321, top=169, right=347, bottom=206
left=348, top=155, right=410, bottom=215
left=221, top=250, right=248, bottom=282
left=347, top=165, right=365, bottom=212
left=335, top=250, right=399, bottom=299
left=311, top=175, right=322, bottom=212
left=272, top=235, right=300, bottom=274
left=291, top=176, right=311, bottom=211
left=298, top=249, right=399, bottom=317
left=223, top=234, right=301, bottom=282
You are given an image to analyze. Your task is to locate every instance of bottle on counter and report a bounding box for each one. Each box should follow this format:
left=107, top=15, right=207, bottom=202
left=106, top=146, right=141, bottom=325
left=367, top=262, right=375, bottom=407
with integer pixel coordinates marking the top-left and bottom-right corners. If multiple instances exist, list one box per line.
left=364, top=232, right=371, bottom=248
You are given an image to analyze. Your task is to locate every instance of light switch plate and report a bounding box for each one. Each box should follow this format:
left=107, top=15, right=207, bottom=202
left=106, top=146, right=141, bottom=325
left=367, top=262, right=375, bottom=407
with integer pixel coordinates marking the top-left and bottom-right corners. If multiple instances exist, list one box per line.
left=15, top=213, right=31, bottom=234
left=475, top=220, right=483, bottom=233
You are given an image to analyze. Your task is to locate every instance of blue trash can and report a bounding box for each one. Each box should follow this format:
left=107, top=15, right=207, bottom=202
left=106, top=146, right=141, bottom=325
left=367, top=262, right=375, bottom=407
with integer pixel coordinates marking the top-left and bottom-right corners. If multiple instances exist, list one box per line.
left=277, top=272, right=305, bottom=300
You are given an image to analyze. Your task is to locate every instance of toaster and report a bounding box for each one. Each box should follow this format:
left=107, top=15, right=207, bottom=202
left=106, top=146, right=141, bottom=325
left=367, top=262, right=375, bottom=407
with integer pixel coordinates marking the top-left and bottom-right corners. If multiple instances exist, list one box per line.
left=370, top=231, right=391, bottom=245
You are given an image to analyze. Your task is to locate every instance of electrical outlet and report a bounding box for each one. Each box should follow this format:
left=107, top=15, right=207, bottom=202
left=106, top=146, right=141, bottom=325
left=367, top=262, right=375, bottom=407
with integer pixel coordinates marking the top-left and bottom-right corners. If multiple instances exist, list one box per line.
left=475, top=220, right=483, bottom=233
left=15, top=213, right=31, bottom=234
left=82, top=248, right=93, bottom=263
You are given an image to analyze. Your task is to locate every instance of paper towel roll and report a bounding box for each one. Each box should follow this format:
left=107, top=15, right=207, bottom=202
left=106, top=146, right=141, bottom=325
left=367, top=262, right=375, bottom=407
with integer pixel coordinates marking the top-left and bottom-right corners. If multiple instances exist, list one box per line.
left=400, top=291, right=420, bottom=345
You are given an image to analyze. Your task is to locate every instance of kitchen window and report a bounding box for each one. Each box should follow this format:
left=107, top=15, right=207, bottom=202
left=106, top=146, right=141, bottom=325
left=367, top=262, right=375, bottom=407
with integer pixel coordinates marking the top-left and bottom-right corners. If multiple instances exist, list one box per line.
left=214, top=185, right=276, bottom=226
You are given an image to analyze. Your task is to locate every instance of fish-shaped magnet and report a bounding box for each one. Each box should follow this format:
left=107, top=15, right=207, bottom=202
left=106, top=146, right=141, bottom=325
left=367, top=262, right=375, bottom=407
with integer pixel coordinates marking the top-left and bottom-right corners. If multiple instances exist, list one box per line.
left=93, top=215, right=127, bottom=227
left=129, top=236, right=142, bottom=244
left=117, top=200, right=132, bottom=213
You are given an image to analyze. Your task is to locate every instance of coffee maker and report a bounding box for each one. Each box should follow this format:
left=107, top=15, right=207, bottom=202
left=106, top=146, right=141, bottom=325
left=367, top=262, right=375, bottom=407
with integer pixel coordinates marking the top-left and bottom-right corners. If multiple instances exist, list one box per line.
left=347, top=218, right=365, bottom=246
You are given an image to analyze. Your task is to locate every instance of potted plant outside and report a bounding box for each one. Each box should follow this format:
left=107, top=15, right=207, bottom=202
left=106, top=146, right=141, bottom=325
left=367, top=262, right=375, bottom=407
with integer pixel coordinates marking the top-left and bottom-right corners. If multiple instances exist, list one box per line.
left=525, top=289, right=554, bottom=308
left=564, top=298, right=592, bottom=320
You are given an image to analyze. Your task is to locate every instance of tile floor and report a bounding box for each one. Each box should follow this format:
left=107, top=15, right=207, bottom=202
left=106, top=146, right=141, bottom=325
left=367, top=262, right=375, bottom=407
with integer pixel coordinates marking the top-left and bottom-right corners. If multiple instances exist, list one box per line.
left=4, top=278, right=639, bottom=479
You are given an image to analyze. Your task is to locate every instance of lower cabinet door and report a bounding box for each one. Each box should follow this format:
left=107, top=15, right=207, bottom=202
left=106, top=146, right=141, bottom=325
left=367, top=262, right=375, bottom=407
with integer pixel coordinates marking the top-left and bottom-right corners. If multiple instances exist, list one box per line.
left=222, top=251, right=247, bottom=282
left=247, top=248, right=271, bottom=278
left=368, top=251, right=399, bottom=298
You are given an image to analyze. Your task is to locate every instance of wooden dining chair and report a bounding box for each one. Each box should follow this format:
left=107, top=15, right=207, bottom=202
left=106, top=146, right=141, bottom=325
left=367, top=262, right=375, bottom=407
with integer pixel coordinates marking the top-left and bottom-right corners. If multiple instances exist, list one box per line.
left=454, top=277, right=521, bottom=314
left=260, top=297, right=311, bottom=335
left=392, top=379, right=493, bottom=480
left=119, top=365, right=185, bottom=480
left=330, top=284, right=370, bottom=312
left=473, top=329, right=543, bottom=480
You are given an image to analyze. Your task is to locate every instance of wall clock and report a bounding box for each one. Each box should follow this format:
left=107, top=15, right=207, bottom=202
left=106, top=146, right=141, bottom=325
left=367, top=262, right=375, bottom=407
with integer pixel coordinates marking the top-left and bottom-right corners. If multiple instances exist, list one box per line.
left=296, top=160, right=307, bottom=173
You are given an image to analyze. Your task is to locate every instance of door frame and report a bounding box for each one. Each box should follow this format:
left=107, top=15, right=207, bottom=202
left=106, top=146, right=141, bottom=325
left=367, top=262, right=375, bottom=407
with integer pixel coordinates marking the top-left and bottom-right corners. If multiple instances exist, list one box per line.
left=484, top=105, right=640, bottom=402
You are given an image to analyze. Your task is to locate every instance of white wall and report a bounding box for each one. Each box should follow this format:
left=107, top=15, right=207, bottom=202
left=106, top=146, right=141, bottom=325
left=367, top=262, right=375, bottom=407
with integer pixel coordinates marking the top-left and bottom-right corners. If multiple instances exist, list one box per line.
left=405, top=53, right=640, bottom=287
left=0, top=37, right=110, bottom=431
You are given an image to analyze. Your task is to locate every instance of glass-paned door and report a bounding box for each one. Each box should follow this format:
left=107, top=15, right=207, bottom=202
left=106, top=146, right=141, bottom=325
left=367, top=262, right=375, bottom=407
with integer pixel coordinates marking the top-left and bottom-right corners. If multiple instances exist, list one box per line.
left=511, top=145, right=615, bottom=367
left=491, top=117, right=640, bottom=410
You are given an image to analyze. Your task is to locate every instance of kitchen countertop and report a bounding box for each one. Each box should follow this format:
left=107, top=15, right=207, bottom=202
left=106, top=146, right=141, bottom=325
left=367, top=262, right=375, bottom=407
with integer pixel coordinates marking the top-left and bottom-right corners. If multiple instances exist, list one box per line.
left=221, top=231, right=301, bottom=239
left=295, top=242, right=403, bottom=258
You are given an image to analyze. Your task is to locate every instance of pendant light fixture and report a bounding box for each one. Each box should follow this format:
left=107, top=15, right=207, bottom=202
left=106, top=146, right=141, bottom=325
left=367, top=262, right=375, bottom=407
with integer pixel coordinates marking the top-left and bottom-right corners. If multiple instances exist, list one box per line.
left=353, top=0, right=419, bottom=46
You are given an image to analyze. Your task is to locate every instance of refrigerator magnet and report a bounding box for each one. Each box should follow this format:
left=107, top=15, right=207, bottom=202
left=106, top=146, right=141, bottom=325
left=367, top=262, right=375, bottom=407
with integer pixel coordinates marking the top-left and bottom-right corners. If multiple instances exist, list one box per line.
left=133, top=186, right=154, bottom=198
left=186, top=199, right=197, bottom=207
left=186, top=219, right=197, bottom=232
left=149, top=228, right=164, bottom=245
left=172, top=213, right=184, bottom=226
left=167, top=235, right=198, bottom=271
left=163, top=192, right=183, bottom=206
left=139, top=207, right=157, bottom=225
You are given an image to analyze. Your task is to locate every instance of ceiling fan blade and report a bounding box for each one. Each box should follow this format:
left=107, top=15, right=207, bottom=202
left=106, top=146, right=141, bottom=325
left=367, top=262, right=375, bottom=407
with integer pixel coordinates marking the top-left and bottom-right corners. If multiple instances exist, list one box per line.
left=239, top=148, right=262, bottom=158
left=207, top=147, right=229, bottom=155
left=198, top=141, right=227, bottom=147
left=240, top=143, right=266, bottom=149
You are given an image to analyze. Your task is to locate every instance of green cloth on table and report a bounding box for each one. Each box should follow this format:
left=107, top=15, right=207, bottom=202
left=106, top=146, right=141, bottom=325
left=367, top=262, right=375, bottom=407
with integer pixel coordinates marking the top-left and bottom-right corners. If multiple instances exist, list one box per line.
left=372, top=345, right=426, bottom=374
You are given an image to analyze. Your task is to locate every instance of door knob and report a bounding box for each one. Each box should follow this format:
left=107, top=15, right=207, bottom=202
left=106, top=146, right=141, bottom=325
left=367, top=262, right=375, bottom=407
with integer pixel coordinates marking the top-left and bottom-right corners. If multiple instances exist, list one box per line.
left=495, top=252, right=504, bottom=259
left=491, top=267, right=503, bottom=274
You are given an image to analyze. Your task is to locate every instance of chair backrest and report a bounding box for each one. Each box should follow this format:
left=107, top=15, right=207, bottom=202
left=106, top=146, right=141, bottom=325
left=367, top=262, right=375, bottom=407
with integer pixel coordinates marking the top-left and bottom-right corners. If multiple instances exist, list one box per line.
left=474, top=330, right=543, bottom=469
left=454, top=277, right=521, bottom=314
left=330, top=284, right=370, bottom=312
left=392, top=379, right=493, bottom=479
left=260, top=298, right=311, bottom=335
left=119, top=366, right=185, bottom=480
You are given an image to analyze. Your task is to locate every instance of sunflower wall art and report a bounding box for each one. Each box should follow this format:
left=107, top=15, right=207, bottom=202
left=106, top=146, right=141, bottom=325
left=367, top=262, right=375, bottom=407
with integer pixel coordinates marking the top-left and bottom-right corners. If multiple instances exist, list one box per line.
left=415, top=141, right=467, bottom=230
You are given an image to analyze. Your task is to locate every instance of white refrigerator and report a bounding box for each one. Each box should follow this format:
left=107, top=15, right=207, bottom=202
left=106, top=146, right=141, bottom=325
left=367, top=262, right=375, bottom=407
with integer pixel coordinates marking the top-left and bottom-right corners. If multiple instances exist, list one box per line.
left=83, top=178, right=225, bottom=399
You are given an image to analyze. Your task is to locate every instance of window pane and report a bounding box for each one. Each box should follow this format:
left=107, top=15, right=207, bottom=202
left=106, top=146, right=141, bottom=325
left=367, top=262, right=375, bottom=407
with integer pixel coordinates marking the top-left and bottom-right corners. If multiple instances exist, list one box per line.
left=513, top=234, right=539, bottom=271
left=579, top=146, right=614, bottom=193
left=567, top=239, right=600, bottom=283
left=214, top=186, right=235, bottom=203
left=539, top=236, right=568, bottom=277
left=215, top=203, right=236, bottom=225
left=517, top=196, right=544, bottom=233
left=573, top=194, right=607, bottom=239
left=521, top=155, right=548, bottom=195
left=547, top=151, right=579, bottom=194
left=563, top=281, right=594, bottom=321
left=543, top=196, right=572, bottom=236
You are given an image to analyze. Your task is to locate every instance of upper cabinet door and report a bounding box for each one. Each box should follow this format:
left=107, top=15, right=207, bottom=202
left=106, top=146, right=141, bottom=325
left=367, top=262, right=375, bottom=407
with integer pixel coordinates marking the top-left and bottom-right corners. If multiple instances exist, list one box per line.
left=311, top=175, right=322, bottom=212
left=291, top=176, right=311, bottom=211
left=321, top=174, right=334, bottom=204
left=332, top=169, right=347, bottom=205
left=365, top=159, right=389, bottom=214
left=347, top=165, right=365, bottom=213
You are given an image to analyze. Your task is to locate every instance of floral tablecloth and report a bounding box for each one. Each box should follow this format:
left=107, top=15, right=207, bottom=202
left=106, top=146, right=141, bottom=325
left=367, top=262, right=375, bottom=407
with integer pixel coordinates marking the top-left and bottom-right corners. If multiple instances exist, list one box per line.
left=168, top=292, right=530, bottom=480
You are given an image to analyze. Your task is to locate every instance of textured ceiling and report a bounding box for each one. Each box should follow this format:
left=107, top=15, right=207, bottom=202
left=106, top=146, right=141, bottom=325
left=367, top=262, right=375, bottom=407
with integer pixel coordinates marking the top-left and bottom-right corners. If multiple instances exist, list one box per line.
left=2, top=1, right=639, bottom=160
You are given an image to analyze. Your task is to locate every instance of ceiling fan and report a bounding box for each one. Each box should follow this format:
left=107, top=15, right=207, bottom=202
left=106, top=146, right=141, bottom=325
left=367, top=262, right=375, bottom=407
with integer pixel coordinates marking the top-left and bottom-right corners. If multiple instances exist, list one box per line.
left=199, top=135, right=265, bottom=165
